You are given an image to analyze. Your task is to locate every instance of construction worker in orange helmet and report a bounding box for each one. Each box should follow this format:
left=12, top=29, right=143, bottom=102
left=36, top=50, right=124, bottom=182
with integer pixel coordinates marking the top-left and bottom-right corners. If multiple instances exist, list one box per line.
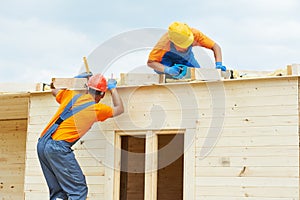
left=148, top=21, right=226, bottom=78
left=37, top=73, right=124, bottom=200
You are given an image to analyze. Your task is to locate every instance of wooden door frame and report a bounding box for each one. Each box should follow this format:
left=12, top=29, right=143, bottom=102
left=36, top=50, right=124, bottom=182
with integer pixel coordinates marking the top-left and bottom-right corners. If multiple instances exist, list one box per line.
left=113, top=129, right=195, bottom=200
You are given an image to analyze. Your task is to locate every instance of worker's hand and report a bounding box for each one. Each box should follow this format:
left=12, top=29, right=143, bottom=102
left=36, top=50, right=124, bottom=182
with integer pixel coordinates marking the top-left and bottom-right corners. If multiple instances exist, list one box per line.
left=50, top=82, right=55, bottom=89
left=164, top=65, right=180, bottom=76
left=216, top=62, right=226, bottom=72
left=107, top=79, right=117, bottom=90
left=74, top=71, right=93, bottom=78
left=172, top=64, right=188, bottom=79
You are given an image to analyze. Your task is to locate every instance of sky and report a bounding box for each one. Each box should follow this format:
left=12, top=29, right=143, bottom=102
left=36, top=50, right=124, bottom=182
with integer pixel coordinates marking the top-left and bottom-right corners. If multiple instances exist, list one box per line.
left=0, top=0, right=299, bottom=83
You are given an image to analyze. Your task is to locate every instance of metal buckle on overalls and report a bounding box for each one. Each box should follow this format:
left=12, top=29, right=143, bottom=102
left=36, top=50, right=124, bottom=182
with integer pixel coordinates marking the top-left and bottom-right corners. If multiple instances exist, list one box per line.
left=55, top=117, right=63, bottom=125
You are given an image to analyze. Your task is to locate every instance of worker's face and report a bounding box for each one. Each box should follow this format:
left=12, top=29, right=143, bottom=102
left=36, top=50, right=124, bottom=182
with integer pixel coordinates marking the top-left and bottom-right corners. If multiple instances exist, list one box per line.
left=174, top=44, right=188, bottom=52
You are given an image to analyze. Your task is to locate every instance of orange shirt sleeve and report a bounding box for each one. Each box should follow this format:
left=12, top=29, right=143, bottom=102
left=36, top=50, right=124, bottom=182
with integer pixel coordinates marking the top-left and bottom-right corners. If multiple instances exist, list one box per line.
left=148, top=33, right=171, bottom=62
left=95, top=103, right=113, bottom=121
left=55, top=89, right=74, bottom=104
left=191, top=28, right=215, bottom=49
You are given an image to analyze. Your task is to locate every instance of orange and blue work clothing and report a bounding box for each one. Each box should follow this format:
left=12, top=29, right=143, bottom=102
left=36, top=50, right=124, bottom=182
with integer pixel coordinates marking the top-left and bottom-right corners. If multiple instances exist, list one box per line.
left=148, top=28, right=215, bottom=68
left=40, top=89, right=113, bottom=142
left=37, top=90, right=113, bottom=200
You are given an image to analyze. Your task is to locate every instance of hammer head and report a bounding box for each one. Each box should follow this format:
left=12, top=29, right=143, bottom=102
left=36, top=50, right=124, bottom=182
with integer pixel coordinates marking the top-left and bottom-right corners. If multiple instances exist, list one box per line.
left=74, top=71, right=93, bottom=78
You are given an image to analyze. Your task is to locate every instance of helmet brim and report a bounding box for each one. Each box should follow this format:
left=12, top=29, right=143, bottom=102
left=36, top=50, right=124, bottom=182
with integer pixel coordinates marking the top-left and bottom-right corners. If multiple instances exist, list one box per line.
left=171, top=33, right=194, bottom=49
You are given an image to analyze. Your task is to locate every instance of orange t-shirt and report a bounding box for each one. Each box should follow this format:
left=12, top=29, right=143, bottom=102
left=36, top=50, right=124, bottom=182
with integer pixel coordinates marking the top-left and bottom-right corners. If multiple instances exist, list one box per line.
left=148, top=28, right=215, bottom=62
left=40, top=90, right=113, bottom=142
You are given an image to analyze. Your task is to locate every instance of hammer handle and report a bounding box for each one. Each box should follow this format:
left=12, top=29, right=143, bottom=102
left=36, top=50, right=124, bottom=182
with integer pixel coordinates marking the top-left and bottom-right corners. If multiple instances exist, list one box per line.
left=83, top=57, right=91, bottom=73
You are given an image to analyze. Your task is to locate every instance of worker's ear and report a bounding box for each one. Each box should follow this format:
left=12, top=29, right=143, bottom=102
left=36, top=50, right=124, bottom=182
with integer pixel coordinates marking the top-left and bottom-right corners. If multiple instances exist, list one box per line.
left=99, top=92, right=105, bottom=98
left=95, top=90, right=105, bottom=98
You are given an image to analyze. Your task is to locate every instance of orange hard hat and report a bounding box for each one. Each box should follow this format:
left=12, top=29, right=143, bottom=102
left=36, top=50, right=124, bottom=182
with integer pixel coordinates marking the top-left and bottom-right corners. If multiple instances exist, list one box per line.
left=87, top=74, right=107, bottom=92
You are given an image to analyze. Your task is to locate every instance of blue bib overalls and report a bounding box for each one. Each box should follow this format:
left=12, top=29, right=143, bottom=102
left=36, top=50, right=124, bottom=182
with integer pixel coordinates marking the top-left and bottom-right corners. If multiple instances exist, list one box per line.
left=37, top=94, right=94, bottom=200
left=161, top=42, right=201, bottom=68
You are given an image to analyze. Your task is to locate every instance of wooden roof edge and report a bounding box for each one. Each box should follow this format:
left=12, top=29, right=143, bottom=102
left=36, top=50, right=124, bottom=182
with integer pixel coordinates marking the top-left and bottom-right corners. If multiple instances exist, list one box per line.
left=0, top=74, right=299, bottom=96
left=0, top=92, right=30, bottom=98
left=117, top=75, right=300, bottom=88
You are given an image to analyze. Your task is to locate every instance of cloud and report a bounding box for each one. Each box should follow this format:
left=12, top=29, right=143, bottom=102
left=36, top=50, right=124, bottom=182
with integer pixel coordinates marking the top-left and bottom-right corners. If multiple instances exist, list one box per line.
left=0, top=0, right=299, bottom=84
left=0, top=17, right=94, bottom=83
left=186, top=0, right=300, bottom=70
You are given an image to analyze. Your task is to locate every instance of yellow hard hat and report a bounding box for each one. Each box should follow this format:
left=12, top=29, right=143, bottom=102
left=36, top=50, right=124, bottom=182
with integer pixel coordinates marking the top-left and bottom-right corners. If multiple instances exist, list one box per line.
left=168, top=21, right=194, bottom=48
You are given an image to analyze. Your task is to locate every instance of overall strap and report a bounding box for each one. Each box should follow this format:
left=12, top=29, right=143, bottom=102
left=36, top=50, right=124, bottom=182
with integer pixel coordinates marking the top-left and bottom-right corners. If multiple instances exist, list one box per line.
left=60, top=94, right=82, bottom=117
left=61, top=101, right=95, bottom=120
left=55, top=94, right=95, bottom=125
left=41, top=94, right=83, bottom=139
left=41, top=94, right=94, bottom=140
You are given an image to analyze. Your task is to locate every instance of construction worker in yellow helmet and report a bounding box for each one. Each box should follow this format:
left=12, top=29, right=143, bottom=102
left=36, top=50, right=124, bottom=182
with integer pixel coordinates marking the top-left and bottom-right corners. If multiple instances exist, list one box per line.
left=148, top=21, right=226, bottom=78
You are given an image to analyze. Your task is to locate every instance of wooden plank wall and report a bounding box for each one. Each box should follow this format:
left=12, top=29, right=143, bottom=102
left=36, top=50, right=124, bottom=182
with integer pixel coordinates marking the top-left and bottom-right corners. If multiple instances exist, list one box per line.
left=0, top=93, right=29, bottom=200
left=24, top=92, right=111, bottom=200
left=298, top=77, right=300, bottom=199
left=194, top=77, right=299, bottom=199
left=23, top=76, right=300, bottom=200
left=96, top=77, right=300, bottom=200
left=24, top=93, right=57, bottom=199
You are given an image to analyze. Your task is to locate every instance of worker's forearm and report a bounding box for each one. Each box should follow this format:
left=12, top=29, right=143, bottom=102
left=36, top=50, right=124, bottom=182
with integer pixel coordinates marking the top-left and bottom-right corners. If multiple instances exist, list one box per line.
left=51, top=89, right=61, bottom=97
left=110, top=88, right=124, bottom=117
left=147, top=61, right=165, bottom=73
left=212, top=43, right=222, bottom=63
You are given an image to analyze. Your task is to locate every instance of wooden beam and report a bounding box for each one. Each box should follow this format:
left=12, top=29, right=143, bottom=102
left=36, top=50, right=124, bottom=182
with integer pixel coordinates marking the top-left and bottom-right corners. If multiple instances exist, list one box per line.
left=51, top=78, right=87, bottom=89
left=184, top=129, right=196, bottom=200
left=286, top=63, right=300, bottom=76
left=166, top=68, right=223, bottom=83
left=120, top=73, right=164, bottom=86
left=113, top=133, right=121, bottom=200
left=144, top=131, right=157, bottom=200
left=192, top=68, right=222, bottom=81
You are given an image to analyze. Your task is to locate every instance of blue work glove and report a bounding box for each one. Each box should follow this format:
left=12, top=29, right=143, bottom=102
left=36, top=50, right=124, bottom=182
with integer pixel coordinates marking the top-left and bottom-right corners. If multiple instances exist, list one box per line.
left=164, top=65, right=180, bottom=76
left=216, top=62, right=226, bottom=72
left=74, top=71, right=93, bottom=78
left=172, top=64, right=188, bottom=79
left=107, top=79, right=117, bottom=90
